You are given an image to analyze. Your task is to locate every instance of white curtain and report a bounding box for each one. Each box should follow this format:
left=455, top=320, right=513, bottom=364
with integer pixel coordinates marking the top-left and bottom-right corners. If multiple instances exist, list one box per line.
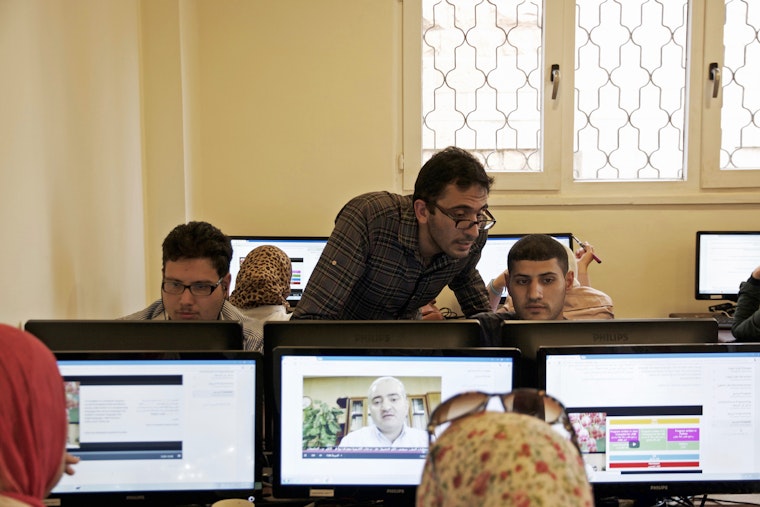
left=0, top=0, right=149, bottom=325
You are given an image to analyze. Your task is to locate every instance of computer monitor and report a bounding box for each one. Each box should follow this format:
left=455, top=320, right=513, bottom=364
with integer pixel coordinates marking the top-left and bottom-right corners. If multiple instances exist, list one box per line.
left=229, top=236, right=328, bottom=305
left=477, top=233, right=573, bottom=300
left=262, top=319, right=484, bottom=450
left=24, top=320, right=245, bottom=351
left=695, top=231, right=760, bottom=301
left=263, top=319, right=483, bottom=357
left=49, top=350, right=262, bottom=506
left=271, top=346, right=519, bottom=505
left=538, top=343, right=760, bottom=505
left=501, top=318, right=719, bottom=388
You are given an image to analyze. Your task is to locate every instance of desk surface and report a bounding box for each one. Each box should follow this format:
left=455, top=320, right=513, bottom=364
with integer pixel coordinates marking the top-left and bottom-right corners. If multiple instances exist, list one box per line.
left=255, top=494, right=760, bottom=507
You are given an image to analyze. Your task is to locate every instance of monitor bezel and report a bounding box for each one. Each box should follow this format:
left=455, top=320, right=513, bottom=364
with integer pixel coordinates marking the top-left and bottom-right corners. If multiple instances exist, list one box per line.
left=536, top=342, right=760, bottom=503
left=228, top=235, right=329, bottom=304
left=695, top=230, right=760, bottom=302
left=270, top=345, right=520, bottom=504
left=501, top=318, right=719, bottom=388
left=49, top=350, right=263, bottom=506
left=24, top=319, right=245, bottom=351
left=482, top=232, right=573, bottom=247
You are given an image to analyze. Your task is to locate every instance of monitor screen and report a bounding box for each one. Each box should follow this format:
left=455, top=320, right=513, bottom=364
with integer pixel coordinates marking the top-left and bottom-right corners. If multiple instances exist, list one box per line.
left=271, top=346, right=519, bottom=504
left=501, top=318, right=719, bottom=388
left=262, top=320, right=484, bottom=451
left=538, top=343, right=760, bottom=503
left=263, top=319, right=483, bottom=358
left=229, top=236, right=328, bottom=304
left=49, top=350, right=262, bottom=506
left=24, top=320, right=245, bottom=351
left=695, top=231, right=760, bottom=301
left=477, top=233, right=573, bottom=299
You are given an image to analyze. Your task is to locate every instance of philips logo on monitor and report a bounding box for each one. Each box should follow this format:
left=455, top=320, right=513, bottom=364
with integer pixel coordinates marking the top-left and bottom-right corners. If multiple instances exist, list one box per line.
left=353, top=334, right=392, bottom=344
left=592, top=332, right=630, bottom=343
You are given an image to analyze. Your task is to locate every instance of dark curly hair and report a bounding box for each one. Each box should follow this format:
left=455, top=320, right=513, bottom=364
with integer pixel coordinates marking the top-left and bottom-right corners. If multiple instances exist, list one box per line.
left=507, top=234, right=569, bottom=275
left=412, top=146, right=494, bottom=204
left=161, top=221, right=233, bottom=278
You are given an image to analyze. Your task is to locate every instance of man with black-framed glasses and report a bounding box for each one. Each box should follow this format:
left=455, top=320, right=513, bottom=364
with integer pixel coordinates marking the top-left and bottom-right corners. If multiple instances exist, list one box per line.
left=292, top=146, right=496, bottom=321
left=122, top=221, right=262, bottom=352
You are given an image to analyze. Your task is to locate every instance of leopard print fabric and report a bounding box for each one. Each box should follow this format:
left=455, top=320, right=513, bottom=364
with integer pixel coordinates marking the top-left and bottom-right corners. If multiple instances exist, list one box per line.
left=229, top=245, right=292, bottom=310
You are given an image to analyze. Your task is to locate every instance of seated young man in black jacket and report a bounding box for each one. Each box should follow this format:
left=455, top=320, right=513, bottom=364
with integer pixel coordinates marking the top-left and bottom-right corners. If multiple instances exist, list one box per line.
left=732, top=264, right=760, bottom=341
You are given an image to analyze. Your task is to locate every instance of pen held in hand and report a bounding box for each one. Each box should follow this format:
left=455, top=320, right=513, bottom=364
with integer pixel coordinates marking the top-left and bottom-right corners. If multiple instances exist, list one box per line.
left=572, top=235, right=602, bottom=264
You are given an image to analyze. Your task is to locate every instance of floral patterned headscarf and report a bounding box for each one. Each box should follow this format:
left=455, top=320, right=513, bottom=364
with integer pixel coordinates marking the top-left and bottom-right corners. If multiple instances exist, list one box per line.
left=229, top=245, right=292, bottom=309
left=417, top=411, right=593, bottom=507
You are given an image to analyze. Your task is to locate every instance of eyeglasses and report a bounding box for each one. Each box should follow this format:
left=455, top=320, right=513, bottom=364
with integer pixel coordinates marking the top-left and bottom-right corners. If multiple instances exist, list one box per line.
left=161, top=277, right=224, bottom=297
left=427, top=388, right=580, bottom=453
left=430, top=202, right=496, bottom=231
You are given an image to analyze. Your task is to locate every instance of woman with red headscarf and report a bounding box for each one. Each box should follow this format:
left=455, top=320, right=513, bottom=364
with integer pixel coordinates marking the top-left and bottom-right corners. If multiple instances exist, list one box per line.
left=0, top=324, right=68, bottom=507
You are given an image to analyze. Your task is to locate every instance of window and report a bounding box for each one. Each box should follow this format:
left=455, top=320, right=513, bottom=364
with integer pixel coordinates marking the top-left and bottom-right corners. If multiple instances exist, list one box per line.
left=409, top=395, right=429, bottom=430
left=401, top=0, right=760, bottom=203
left=347, top=397, right=367, bottom=432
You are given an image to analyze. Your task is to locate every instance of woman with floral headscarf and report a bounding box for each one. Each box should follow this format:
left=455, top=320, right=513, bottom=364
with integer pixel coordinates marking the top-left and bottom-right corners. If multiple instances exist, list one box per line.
left=417, top=411, right=594, bottom=507
left=0, top=324, right=68, bottom=507
left=229, top=245, right=293, bottom=336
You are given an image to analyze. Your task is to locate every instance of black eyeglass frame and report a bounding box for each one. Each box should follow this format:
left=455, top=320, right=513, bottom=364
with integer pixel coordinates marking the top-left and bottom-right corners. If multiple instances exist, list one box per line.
left=161, top=277, right=225, bottom=297
left=429, top=202, right=496, bottom=231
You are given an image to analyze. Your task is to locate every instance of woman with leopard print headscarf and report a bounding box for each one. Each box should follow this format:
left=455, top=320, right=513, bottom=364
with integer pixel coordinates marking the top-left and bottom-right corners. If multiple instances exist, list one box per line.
left=229, top=245, right=293, bottom=336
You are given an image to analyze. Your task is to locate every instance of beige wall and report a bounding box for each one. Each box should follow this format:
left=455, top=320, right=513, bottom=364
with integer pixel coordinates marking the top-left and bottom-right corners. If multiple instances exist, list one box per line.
left=437, top=205, right=760, bottom=318
left=1, top=0, right=757, bottom=327
left=189, top=0, right=403, bottom=230
left=1, top=0, right=147, bottom=326
left=169, top=1, right=758, bottom=318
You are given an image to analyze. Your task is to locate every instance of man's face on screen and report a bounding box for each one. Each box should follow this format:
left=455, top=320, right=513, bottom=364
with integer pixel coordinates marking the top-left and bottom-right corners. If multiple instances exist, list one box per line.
left=161, top=258, right=229, bottom=321
left=368, top=378, right=409, bottom=441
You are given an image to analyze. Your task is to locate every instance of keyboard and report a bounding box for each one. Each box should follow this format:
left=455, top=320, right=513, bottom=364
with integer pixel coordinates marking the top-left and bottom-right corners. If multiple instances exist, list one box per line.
left=714, top=313, right=735, bottom=329
left=669, top=312, right=734, bottom=330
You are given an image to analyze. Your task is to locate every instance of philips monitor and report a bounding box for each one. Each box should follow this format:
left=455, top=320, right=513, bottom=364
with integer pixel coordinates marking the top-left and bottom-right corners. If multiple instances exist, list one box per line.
left=477, top=233, right=573, bottom=300
left=271, top=346, right=519, bottom=505
left=229, top=236, right=328, bottom=305
left=261, top=319, right=484, bottom=450
left=49, top=350, right=262, bottom=506
left=538, top=343, right=760, bottom=505
left=24, top=320, right=244, bottom=351
left=695, top=231, right=760, bottom=301
left=501, top=318, right=719, bottom=388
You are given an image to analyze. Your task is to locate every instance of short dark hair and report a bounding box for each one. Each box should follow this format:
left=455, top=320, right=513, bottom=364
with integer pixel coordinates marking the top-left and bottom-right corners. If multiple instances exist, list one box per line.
left=161, top=221, right=233, bottom=278
left=412, top=147, right=494, bottom=203
left=507, top=234, right=569, bottom=275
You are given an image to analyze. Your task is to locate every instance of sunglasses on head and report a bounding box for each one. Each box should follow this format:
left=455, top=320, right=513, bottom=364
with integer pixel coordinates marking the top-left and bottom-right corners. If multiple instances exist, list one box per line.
left=426, top=388, right=581, bottom=453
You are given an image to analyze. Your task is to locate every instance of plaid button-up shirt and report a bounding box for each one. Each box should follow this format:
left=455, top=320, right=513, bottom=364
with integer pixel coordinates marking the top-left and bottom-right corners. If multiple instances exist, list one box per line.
left=292, top=191, right=491, bottom=321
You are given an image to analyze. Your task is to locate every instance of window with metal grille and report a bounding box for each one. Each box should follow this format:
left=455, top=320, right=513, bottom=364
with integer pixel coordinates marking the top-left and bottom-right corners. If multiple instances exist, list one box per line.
left=402, top=0, right=760, bottom=200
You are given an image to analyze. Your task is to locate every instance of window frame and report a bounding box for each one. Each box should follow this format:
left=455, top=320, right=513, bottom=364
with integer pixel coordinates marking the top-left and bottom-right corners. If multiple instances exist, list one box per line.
left=699, top=0, right=760, bottom=189
left=401, top=0, right=760, bottom=205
